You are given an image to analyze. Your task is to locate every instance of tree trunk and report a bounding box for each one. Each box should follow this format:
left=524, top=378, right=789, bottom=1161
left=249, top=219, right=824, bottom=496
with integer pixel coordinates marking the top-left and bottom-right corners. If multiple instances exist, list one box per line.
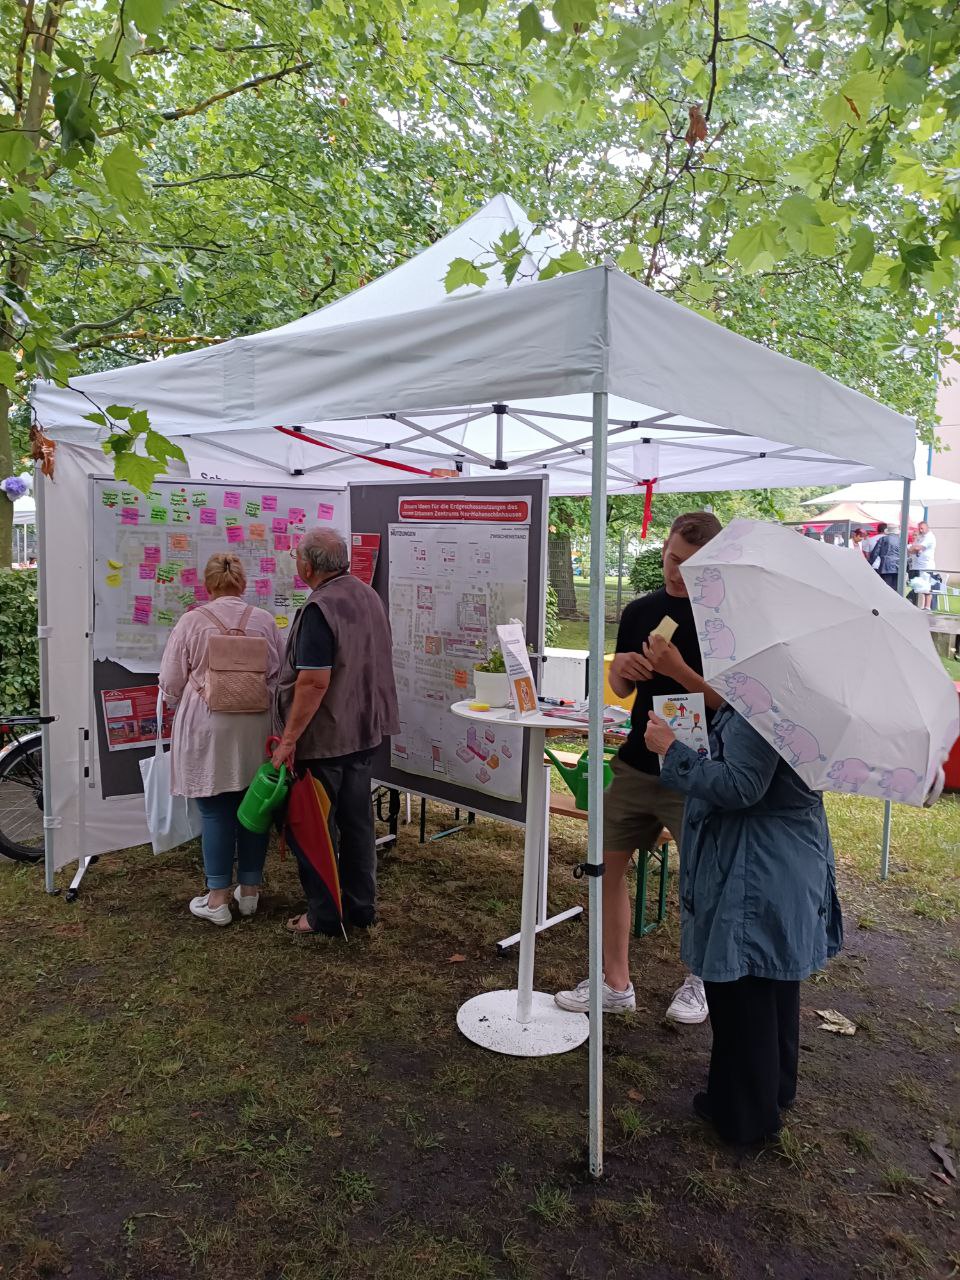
left=548, top=532, right=578, bottom=619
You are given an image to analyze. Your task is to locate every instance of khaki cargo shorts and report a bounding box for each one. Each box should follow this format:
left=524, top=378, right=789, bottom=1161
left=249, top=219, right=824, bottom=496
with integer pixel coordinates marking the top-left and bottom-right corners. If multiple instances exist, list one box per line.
left=603, top=754, right=684, bottom=854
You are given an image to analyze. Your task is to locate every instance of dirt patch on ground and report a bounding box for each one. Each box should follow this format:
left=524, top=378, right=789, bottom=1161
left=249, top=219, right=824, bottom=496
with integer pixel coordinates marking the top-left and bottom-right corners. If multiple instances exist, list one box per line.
left=0, top=798, right=957, bottom=1279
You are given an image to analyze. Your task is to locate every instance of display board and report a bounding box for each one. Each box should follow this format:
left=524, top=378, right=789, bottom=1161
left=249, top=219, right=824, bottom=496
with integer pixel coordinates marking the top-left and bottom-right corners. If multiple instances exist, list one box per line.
left=91, top=477, right=347, bottom=671
left=90, top=476, right=347, bottom=799
left=350, top=478, right=547, bottom=824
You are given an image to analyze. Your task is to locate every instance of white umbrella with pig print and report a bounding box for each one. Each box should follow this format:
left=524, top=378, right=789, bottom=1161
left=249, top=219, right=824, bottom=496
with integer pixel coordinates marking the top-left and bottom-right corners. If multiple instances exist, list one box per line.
left=678, top=519, right=958, bottom=807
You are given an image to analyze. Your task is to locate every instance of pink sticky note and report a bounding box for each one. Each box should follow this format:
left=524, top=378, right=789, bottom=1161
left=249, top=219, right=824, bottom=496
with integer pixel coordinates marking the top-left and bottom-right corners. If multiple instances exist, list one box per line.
left=199, top=507, right=217, bottom=525
left=226, top=524, right=245, bottom=544
left=274, top=533, right=291, bottom=551
left=132, top=610, right=151, bottom=625
left=271, top=517, right=288, bottom=534
left=134, top=595, right=153, bottom=606
left=293, top=575, right=307, bottom=590
left=138, top=563, right=156, bottom=580
left=260, top=556, right=276, bottom=574
left=317, top=502, right=335, bottom=520
left=261, top=495, right=278, bottom=512
left=120, top=507, right=140, bottom=525
left=223, top=490, right=241, bottom=509
left=194, top=585, right=210, bottom=602
left=288, top=507, right=306, bottom=525
left=180, top=567, right=198, bottom=586
left=143, top=546, right=161, bottom=563
left=254, top=578, right=271, bottom=595
left=292, top=533, right=304, bottom=549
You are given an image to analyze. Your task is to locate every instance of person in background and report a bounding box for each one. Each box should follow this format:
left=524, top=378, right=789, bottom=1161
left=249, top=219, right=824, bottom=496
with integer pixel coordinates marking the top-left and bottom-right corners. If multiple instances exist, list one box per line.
left=907, top=520, right=936, bottom=611
left=555, top=511, right=724, bottom=1025
left=272, top=528, right=399, bottom=935
left=862, top=522, right=886, bottom=560
left=160, top=553, right=284, bottom=925
left=645, top=704, right=842, bottom=1145
left=870, top=523, right=902, bottom=591
left=851, top=529, right=868, bottom=556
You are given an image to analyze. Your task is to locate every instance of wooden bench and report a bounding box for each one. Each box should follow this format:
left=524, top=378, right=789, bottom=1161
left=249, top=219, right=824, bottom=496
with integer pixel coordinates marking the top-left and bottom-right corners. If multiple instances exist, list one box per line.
left=546, top=752, right=673, bottom=937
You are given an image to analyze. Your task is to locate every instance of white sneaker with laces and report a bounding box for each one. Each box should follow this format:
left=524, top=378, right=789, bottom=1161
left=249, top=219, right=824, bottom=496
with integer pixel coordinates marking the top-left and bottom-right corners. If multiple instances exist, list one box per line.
left=665, top=974, right=708, bottom=1024
left=189, top=894, right=232, bottom=926
left=234, top=885, right=260, bottom=917
left=555, top=977, right=636, bottom=1014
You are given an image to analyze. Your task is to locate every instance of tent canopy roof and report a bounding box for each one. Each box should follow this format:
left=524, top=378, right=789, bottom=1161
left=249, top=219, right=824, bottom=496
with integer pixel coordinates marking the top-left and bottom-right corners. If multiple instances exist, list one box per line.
left=32, top=198, right=916, bottom=495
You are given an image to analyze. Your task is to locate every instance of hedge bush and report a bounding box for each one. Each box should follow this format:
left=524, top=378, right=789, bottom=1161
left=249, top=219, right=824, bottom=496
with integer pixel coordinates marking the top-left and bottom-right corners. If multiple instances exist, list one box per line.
left=628, top=547, right=664, bottom=596
left=0, top=569, right=39, bottom=712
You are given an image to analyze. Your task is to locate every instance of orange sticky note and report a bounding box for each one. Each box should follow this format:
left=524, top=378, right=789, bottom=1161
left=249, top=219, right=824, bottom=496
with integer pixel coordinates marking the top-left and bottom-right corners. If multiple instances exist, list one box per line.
left=170, top=534, right=190, bottom=551
left=249, top=523, right=267, bottom=540
left=453, top=668, right=468, bottom=688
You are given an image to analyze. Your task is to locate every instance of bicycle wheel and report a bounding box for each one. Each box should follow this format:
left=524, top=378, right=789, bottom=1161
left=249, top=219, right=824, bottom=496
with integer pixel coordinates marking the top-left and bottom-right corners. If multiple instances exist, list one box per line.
left=0, top=735, right=44, bottom=864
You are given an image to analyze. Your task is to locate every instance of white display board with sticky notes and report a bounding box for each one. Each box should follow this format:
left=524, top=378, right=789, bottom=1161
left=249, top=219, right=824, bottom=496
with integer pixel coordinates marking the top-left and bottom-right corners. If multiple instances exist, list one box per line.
left=91, top=478, right=347, bottom=671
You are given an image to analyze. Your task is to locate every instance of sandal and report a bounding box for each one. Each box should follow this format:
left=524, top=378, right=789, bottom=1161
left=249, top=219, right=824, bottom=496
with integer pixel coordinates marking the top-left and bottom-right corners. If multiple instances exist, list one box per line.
left=285, top=913, right=317, bottom=934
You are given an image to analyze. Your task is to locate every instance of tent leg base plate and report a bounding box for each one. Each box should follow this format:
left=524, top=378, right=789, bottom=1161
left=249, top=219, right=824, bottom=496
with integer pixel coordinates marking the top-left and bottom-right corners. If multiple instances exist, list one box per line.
left=456, top=989, right=589, bottom=1057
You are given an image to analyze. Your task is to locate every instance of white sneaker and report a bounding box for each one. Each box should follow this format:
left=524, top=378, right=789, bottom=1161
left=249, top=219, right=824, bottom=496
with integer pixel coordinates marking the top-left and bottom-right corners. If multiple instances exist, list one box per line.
left=555, top=977, right=636, bottom=1014
left=665, top=974, right=708, bottom=1024
left=189, top=894, right=232, bottom=926
left=234, top=885, right=260, bottom=917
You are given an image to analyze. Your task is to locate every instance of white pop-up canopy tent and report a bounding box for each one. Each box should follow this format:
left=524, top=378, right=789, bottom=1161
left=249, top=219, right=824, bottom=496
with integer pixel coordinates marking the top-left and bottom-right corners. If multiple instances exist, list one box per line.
left=32, top=195, right=919, bottom=1178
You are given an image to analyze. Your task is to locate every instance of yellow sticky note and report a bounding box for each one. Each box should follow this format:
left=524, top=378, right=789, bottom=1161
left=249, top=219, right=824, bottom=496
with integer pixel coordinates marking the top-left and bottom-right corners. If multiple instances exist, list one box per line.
left=275, top=615, right=289, bottom=628
left=105, top=572, right=123, bottom=588
left=107, top=559, right=124, bottom=570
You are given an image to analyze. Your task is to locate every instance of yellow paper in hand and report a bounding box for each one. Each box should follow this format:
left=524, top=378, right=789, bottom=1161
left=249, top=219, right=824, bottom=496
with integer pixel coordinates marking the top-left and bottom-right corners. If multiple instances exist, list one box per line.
left=649, top=616, right=678, bottom=644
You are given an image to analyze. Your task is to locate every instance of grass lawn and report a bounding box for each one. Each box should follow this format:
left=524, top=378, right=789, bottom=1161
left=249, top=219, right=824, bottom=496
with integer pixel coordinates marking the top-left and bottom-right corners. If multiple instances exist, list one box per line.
left=1, top=789, right=958, bottom=1279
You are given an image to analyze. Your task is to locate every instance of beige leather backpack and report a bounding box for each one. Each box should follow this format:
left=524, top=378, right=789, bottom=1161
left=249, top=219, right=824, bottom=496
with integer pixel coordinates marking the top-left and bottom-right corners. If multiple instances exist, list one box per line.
left=191, top=605, right=269, bottom=713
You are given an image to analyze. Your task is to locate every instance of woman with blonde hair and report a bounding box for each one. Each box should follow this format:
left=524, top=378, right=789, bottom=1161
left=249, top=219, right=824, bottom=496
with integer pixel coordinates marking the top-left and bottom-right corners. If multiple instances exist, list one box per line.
left=159, top=553, right=284, bottom=925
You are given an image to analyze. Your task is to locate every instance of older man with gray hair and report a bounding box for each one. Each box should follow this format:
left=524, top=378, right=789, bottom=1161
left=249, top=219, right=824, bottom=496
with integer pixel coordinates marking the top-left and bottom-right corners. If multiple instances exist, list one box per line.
left=273, top=528, right=399, bottom=935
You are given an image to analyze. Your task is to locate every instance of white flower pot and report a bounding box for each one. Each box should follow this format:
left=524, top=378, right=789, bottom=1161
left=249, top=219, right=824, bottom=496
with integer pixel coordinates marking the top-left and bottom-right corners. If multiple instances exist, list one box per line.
left=473, top=670, right=511, bottom=708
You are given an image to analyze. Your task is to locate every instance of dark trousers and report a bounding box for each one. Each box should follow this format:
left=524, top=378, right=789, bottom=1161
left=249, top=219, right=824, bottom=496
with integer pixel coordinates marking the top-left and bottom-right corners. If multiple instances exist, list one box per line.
left=880, top=572, right=900, bottom=591
left=703, top=976, right=800, bottom=1144
left=296, top=752, right=377, bottom=932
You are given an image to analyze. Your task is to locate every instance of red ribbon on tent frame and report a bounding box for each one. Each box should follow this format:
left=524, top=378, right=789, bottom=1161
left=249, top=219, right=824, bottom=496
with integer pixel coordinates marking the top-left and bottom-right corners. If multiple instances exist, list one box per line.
left=272, top=424, right=433, bottom=476
left=640, top=478, right=658, bottom=540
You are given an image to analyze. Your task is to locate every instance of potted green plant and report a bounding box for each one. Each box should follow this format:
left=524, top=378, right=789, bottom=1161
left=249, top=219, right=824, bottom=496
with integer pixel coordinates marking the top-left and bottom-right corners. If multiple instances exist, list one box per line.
left=473, top=645, right=511, bottom=707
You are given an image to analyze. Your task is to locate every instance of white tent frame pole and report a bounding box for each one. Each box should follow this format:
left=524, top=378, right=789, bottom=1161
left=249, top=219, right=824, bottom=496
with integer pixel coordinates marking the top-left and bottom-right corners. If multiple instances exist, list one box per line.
left=587, top=389, right=608, bottom=1179
left=880, top=476, right=913, bottom=880
left=36, top=466, right=56, bottom=894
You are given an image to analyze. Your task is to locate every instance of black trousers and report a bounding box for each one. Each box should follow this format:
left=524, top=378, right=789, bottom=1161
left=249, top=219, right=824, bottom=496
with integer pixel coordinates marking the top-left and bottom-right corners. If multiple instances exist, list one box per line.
left=880, top=572, right=900, bottom=591
left=296, top=752, right=377, bottom=933
left=703, top=976, right=800, bottom=1144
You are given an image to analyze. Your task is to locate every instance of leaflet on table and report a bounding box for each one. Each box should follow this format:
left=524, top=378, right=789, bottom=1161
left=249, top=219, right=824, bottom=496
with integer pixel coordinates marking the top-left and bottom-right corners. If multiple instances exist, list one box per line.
left=651, top=692, right=710, bottom=759
left=540, top=703, right=630, bottom=726
left=496, top=620, right=538, bottom=715
left=101, top=685, right=175, bottom=752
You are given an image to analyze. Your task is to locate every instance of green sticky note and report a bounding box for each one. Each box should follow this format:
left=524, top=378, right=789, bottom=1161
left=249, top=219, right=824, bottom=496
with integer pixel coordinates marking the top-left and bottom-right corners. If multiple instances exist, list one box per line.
left=245, top=500, right=261, bottom=517
left=101, top=490, right=119, bottom=507
left=157, top=609, right=175, bottom=626
left=191, top=490, right=207, bottom=506
left=224, top=515, right=239, bottom=527
left=147, top=490, right=162, bottom=502
left=150, top=506, right=169, bottom=523
left=121, top=490, right=138, bottom=505
left=292, top=591, right=307, bottom=607
left=170, top=492, right=187, bottom=507
left=156, top=565, right=175, bottom=583
left=178, top=591, right=193, bottom=607
left=172, top=509, right=189, bottom=523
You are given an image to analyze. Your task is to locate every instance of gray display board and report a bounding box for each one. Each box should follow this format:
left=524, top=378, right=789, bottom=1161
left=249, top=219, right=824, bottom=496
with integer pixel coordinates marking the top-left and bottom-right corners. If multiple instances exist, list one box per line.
left=350, top=477, right=548, bottom=825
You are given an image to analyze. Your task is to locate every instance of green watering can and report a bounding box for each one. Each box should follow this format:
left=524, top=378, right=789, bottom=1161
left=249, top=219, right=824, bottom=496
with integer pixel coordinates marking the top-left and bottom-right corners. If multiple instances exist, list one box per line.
left=544, top=745, right=618, bottom=811
left=237, top=737, right=290, bottom=834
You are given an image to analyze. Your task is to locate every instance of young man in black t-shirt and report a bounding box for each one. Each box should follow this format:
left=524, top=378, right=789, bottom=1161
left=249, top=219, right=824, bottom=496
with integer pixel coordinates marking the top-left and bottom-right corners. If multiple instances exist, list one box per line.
left=555, top=512, right=724, bottom=1021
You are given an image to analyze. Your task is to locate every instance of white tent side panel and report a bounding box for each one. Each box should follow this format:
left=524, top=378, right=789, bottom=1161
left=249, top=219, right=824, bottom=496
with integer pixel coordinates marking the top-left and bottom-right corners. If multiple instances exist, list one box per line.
left=606, top=271, right=916, bottom=482
left=42, top=445, right=152, bottom=868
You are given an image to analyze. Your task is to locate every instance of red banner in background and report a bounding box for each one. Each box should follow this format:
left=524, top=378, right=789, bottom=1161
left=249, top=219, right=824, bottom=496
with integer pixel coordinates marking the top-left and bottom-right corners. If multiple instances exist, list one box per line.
left=397, top=496, right=530, bottom=524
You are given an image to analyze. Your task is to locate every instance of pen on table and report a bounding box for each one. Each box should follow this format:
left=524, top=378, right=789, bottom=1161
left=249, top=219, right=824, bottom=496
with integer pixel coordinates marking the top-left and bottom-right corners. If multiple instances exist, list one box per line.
left=538, top=697, right=574, bottom=707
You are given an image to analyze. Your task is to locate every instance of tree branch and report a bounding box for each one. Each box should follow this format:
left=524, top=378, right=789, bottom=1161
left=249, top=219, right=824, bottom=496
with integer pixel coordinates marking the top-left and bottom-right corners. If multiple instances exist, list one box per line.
left=60, top=295, right=177, bottom=342
left=718, top=32, right=789, bottom=68
left=101, top=61, right=312, bottom=136
left=74, top=330, right=224, bottom=352
left=14, top=0, right=35, bottom=120
left=152, top=166, right=266, bottom=188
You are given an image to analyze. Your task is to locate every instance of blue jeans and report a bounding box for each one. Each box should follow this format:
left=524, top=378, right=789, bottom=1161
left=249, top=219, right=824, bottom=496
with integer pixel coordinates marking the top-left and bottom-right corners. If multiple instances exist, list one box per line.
left=195, top=791, right=268, bottom=891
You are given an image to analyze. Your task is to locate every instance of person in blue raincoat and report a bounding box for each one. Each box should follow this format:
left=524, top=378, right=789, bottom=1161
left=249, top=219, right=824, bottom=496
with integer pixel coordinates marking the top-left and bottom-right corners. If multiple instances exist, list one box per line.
left=646, top=704, right=843, bottom=1145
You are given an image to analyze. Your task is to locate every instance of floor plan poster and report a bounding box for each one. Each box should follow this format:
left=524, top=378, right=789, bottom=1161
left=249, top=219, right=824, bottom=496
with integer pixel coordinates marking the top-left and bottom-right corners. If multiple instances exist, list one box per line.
left=92, top=479, right=346, bottom=671
left=389, top=521, right=529, bottom=801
